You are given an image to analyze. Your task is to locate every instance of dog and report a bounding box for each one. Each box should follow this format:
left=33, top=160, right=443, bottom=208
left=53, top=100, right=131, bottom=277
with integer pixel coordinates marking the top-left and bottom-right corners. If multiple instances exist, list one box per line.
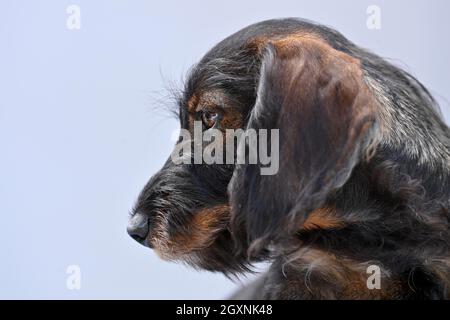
left=127, top=18, right=450, bottom=299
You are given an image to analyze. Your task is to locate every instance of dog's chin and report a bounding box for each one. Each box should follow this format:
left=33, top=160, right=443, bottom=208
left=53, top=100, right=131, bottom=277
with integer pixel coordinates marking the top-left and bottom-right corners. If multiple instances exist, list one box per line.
left=151, top=232, right=251, bottom=276
left=182, top=249, right=252, bottom=276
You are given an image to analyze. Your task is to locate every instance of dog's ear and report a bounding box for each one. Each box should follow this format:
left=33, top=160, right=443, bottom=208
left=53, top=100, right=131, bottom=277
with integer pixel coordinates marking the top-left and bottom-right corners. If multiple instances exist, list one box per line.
left=229, top=37, right=380, bottom=254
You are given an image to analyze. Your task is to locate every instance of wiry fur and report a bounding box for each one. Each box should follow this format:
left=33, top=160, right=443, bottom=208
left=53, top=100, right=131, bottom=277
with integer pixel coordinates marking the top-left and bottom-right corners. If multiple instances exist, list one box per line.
left=129, top=18, right=450, bottom=299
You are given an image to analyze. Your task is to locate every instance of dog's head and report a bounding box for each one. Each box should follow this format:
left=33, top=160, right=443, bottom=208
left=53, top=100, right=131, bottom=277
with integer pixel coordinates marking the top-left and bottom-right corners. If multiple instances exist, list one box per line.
left=127, top=19, right=446, bottom=274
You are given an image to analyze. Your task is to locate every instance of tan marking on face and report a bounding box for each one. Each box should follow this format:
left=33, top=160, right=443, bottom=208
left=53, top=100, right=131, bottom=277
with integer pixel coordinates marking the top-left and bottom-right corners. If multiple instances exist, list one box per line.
left=151, top=204, right=230, bottom=260
left=187, top=94, right=199, bottom=113
left=220, top=108, right=244, bottom=130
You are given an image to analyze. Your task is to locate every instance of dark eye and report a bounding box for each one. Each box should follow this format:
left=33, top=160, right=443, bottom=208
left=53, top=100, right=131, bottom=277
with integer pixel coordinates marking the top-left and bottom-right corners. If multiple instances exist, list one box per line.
left=201, top=110, right=219, bottom=128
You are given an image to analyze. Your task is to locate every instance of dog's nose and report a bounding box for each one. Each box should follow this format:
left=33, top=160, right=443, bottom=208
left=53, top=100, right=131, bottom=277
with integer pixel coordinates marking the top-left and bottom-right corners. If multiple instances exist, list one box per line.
left=127, top=213, right=151, bottom=247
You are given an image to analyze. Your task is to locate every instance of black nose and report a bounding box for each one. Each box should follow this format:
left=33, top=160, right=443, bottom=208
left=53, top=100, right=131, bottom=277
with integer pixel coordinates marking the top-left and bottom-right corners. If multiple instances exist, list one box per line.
left=127, top=213, right=151, bottom=247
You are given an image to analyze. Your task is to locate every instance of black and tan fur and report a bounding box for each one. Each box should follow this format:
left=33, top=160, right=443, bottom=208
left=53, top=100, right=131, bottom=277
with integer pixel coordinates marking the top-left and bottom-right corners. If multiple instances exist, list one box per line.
left=128, top=18, right=450, bottom=299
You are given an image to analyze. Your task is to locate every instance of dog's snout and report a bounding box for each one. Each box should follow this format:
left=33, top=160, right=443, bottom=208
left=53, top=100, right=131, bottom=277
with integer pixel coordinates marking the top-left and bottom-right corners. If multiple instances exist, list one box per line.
left=127, top=212, right=151, bottom=247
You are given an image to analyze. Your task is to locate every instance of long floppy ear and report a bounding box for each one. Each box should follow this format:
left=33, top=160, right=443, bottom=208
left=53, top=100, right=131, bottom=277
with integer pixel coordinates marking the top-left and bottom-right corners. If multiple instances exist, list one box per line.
left=229, top=37, right=380, bottom=254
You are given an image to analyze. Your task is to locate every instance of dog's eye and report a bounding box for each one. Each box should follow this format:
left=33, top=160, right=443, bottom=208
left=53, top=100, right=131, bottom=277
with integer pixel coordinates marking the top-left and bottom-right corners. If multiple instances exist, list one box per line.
left=201, top=111, right=219, bottom=128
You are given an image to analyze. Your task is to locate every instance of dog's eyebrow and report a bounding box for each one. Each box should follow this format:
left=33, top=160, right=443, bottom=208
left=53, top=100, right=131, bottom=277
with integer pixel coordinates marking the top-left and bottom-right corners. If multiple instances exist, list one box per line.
left=187, top=94, right=200, bottom=113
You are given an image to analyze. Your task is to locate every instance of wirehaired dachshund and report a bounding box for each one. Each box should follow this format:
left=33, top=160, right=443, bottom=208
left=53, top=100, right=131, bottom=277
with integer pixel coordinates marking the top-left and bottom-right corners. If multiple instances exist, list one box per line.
left=128, top=18, right=450, bottom=299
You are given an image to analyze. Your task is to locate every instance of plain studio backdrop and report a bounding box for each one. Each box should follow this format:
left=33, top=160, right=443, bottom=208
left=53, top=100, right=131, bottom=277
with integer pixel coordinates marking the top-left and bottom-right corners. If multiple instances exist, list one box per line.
left=1, top=0, right=449, bottom=299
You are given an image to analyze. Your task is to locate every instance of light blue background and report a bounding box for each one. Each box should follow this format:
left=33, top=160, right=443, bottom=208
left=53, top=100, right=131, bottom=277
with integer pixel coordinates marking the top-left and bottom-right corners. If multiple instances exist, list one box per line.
left=1, top=0, right=449, bottom=299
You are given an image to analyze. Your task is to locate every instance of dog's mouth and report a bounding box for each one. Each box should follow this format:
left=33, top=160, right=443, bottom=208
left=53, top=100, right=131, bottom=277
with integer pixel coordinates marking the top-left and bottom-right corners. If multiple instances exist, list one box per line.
left=154, top=210, right=230, bottom=260
left=128, top=206, right=230, bottom=255
left=127, top=206, right=251, bottom=273
left=136, top=235, right=154, bottom=249
left=150, top=227, right=250, bottom=274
